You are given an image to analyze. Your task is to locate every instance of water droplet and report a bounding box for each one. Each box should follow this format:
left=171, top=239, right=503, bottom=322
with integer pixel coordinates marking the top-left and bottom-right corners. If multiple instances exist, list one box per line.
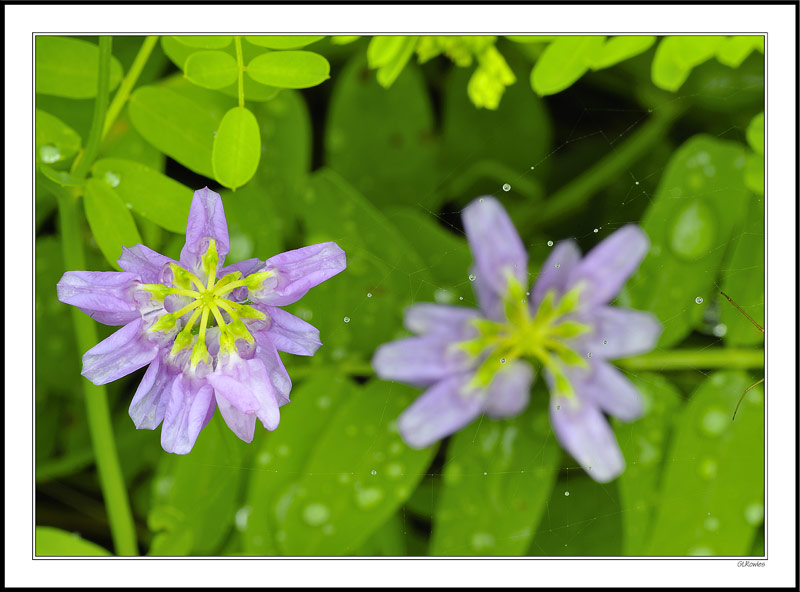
left=367, top=292, right=372, bottom=298
left=635, top=181, right=640, bottom=185
left=434, top=288, right=455, bottom=304
left=530, top=165, right=535, bottom=170
left=104, top=171, right=121, bottom=188
left=471, top=532, right=495, bottom=551
left=459, top=296, right=464, bottom=301
left=593, top=228, right=599, bottom=233
left=521, top=299, right=526, bottom=304
left=337, top=473, right=352, bottom=484
left=587, top=352, right=592, bottom=358
left=277, top=444, right=290, bottom=457
left=564, top=491, right=570, bottom=496
left=704, top=516, right=719, bottom=531
left=547, top=240, right=554, bottom=247
left=317, top=396, right=331, bottom=409
left=483, top=471, right=488, bottom=476
left=386, top=463, right=403, bottom=478
left=744, top=503, right=764, bottom=525
left=343, top=316, right=350, bottom=323
left=500, top=358, right=506, bottom=364
left=468, top=273, right=476, bottom=281
left=355, top=487, right=384, bottom=509
left=371, top=469, right=377, bottom=475
left=688, top=546, right=713, bottom=556
left=303, top=503, right=330, bottom=526
left=555, top=263, right=560, bottom=268
left=701, top=409, right=727, bottom=436
left=502, top=183, right=511, bottom=192
left=39, top=144, right=61, bottom=163
left=602, top=340, right=608, bottom=345
left=235, top=505, right=251, bottom=531
left=258, top=452, right=272, bottom=466
left=669, top=201, right=716, bottom=260
left=695, top=296, right=704, bottom=304
left=712, top=323, right=727, bottom=337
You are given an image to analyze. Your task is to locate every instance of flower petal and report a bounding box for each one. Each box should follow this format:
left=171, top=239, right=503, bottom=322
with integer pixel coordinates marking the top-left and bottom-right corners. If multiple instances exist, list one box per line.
left=398, top=374, right=485, bottom=449
left=180, top=187, right=230, bottom=275
left=570, top=306, right=662, bottom=359
left=219, top=257, right=262, bottom=278
left=128, top=354, right=177, bottom=429
left=531, top=240, right=582, bottom=309
left=372, top=336, right=474, bottom=387
left=483, top=361, right=534, bottom=418
left=566, top=225, right=649, bottom=309
left=549, top=397, right=625, bottom=482
left=403, top=303, right=481, bottom=340
left=208, top=355, right=282, bottom=432
left=461, top=197, right=528, bottom=321
left=252, top=242, right=346, bottom=306
left=252, top=330, right=292, bottom=406
left=57, top=270, right=143, bottom=325
left=215, top=394, right=258, bottom=442
left=117, top=244, right=175, bottom=284
left=160, top=375, right=216, bottom=454
left=568, top=360, right=644, bottom=422
left=81, top=318, right=160, bottom=385
left=258, top=305, right=321, bottom=356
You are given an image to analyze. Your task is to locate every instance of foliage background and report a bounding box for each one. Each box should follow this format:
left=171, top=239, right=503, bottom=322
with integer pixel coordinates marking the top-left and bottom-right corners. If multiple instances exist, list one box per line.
left=35, top=35, right=765, bottom=557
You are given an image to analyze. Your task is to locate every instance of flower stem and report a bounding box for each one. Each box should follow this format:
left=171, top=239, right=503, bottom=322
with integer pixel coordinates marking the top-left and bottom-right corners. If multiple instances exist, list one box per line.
left=56, top=190, right=139, bottom=556
left=616, top=348, right=764, bottom=371
left=102, top=35, right=159, bottom=140
left=235, top=36, right=245, bottom=108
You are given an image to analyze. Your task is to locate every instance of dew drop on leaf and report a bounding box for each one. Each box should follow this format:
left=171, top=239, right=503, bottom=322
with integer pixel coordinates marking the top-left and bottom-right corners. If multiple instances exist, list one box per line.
left=564, top=491, right=570, bottom=496
left=468, top=273, right=476, bottom=281
left=502, top=183, right=511, bottom=192
left=695, top=296, right=704, bottom=304
left=343, top=316, right=350, bottom=323
left=104, top=171, right=121, bottom=188
left=39, top=144, right=61, bottom=164
left=547, top=240, right=554, bottom=247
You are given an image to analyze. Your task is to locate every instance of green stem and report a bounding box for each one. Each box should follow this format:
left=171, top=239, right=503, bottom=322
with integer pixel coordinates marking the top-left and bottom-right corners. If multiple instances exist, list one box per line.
left=234, top=36, right=245, bottom=108
left=617, top=348, right=764, bottom=371
left=53, top=36, right=139, bottom=556
left=102, top=35, right=159, bottom=140
left=71, top=37, right=112, bottom=181
left=519, top=99, right=684, bottom=232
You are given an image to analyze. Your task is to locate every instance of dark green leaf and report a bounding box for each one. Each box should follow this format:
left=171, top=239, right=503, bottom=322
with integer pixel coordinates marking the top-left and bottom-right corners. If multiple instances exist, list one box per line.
left=83, top=178, right=142, bottom=269
left=36, top=526, right=111, bottom=556
left=212, top=106, right=261, bottom=190
left=246, top=51, right=330, bottom=89
left=245, top=36, right=324, bottom=49
left=185, top=50, right=239, bottom=89
left=36, top=36, right=122, bottom=98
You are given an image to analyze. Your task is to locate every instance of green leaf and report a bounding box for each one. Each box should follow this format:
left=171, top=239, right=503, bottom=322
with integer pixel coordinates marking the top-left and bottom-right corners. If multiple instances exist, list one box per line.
left=184, top=50, right=239, bottom=89
left=38, top=164, right=83, bottom=188
left=628, top=135, right=751, bottom=346
left=148, top=414, right=252, bottom=556
left=331, top=35, right=361, bottom=45
left=172, top=35, right=233, bottom=49
left=746, top=112, right=764, bottom=155
left=467, top=45, right=516, bottom=109
left=720, top=193, right=764, bottom=346
left=83, top=178, right=142, bottom=269
left=91, top=158, right=192, bottom=233
left=715, top=36, right=764, bottom=68
left=212, top=106, right=261, bottom=190
left=246, top=51, right=330, bottom=89
left=36, top=109, right=81, bottom=164
left=36, top=36, right=122, bottom=99
left=646, top=371, right=764, bottom=555
left=129, top=85, right=217, bottom=178
left=325, top=53, right=439, bottom=208
left=613, top=373, right=683, bottom=554
left=651, top=36, right=723, bottom=92
left=530, top=36, right=606, bottom=96
left=431, top=388, right=559, bottom=555
left=292, top=169, right=432, bottom=361
left=245, top=35, right=324, bottom=49
left=36, top=526, right=111, bottom=556
left=274, top=379, right=438, bottom=555
left=590, top=36, right=656, bottom=70
left=505, top=36, right=555, bottom=44
left=744, top=152, right=764, bottom=196
left=242, top=370, right=351, bottom=555
left=367, top=36, right=418, bottom=88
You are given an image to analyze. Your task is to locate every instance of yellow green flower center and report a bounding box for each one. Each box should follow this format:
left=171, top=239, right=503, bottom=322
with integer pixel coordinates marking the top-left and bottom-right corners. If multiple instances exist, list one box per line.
left=141, top=239, right=273, bottom=368
left=457, top=275, right=589, bottom=397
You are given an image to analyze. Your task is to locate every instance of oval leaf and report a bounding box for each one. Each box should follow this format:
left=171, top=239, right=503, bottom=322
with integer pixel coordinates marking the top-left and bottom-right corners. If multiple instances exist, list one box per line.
left=651, top=36, right=723, bottom=92
left=530, top=36, right=606, bottom=96
left=36, top=527, right=111, bottom=556
left=245, top=35, right=324, bottom=49
left=590, top=36, right=656, bottom=70
left=129, top=85, right=217, bottom=178
left=36, top=109, right=82, bottom=164
left=83, top=178, right=142, bottom=269
left=36, top=36, right=122, bottom=98
left=212, top=106, right=261, bottom=190
left=184, top=50, right=239, bottom=89
left=172, top=35, right=232, bottom=49
left=91, top=158, right=192, bottom=233
left=246, top=51, right=330, bottom=89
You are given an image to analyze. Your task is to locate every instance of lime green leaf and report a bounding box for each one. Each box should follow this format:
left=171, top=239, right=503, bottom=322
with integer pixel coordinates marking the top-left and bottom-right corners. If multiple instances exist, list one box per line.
left=431, top=389, right=559, bottom=555
left=467, top=45, right=516, bottom=109
left=628, top=135, right=751, bottom=346
left=83, top=178, right=142, bottom=269
left=246, top=51, right=330, bottom=89
left=172, top=35, right=232, bottom=49
left=651, top=36, right=723, bottom=92
left=720, top=194, right=764, bottom=346
left=647, top=371, right=764, bottom=555
left=38, top=164, right=83, bottom=187
left=505, top=36, right=555, bottom=44
left=331, top=35, right=361, bottom=45
left=243, top=370, right=351, bottom=554
left=184, top=50, right=239, bottom=89
left=613, top=373, right=683, bottom=554
left=129, top=85, right=217, bottom=178
left=245, top=35, right=324, bottom=49
left=35, top=36, right=122, bottom=99
left=744, top=153, right=764, bottom=195
left=36, top=526, right=111, bottom=556
left=36, top=109, right=81, bottom=164
left=590, top=36, right=656, bottom=70
left=746, top=112, right=764, bottom=155
left=367, top=36, right=418, bottom=88
left=715, top=36, right=764, bottom=68
left=212, top=106, right=261, bottom=190
left=530, top=36, right=606, bottom=96
left=274, top=379, right=438, bottom=555
left=91, top=158, right=192, bottom=233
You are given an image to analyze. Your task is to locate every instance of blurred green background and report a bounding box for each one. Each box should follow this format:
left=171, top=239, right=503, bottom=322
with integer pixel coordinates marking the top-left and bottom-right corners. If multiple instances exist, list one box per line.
left=35, top=35, right=764, bottom=557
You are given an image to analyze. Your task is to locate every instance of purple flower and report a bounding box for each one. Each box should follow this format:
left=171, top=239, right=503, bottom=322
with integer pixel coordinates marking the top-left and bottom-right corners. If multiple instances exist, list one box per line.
left=57, top=187, right=346, bottom=454
left=372, top=196, right=660, bottom=482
